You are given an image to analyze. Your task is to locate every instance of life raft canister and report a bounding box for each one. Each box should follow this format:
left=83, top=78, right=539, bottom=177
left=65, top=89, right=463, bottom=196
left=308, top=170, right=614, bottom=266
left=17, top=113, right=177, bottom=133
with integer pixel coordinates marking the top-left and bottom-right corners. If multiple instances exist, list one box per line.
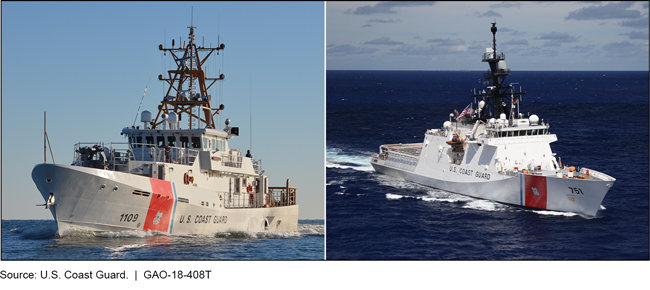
left=184, top=173, right=193, bottom=185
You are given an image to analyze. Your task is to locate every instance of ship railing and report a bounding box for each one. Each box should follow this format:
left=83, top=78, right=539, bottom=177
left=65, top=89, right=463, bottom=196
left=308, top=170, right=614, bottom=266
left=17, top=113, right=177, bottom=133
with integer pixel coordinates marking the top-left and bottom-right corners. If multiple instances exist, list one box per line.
left=128, top=143, right=199, bottom=166
left=221, top=151, right=242, bottom=168
left=579, top=168, right=616, bottom=182
left=109, top=142, right=133, bottom=172
left=73, top=142, right=131, bottom=171
left=268, top=180, right=297, bottom=207
left=426, top=128, right=446, bottom=137
left=252, top=159, right=263, bottom=175
left=224, top=181, right=297, bottom=209
left=371, top=153, right=381, bottom=163
left=482, top=52, right=505, bottom=61
left=224, top=191, right=259, bottom=209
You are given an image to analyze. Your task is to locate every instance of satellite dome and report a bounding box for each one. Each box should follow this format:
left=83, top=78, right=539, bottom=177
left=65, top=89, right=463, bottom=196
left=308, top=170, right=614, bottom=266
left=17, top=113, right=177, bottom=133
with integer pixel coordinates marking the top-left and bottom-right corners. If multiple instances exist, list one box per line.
left=168, top=112, right=178, bottom=123
left=529, top=114, right=539, bottom=125
left=141, top=110, right=152, bottom=123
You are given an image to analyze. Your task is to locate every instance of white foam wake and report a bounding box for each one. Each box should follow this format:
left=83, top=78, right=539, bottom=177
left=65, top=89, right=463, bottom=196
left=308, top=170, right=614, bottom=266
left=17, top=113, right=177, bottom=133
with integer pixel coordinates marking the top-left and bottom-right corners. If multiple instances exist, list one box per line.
left=326, top=147, right=374, bottom=172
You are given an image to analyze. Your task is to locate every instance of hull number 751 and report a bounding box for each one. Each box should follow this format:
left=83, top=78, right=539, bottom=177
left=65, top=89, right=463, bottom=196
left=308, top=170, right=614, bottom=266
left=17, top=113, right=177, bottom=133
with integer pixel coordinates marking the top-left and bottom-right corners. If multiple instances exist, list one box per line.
left=568, top=187, right=584, bottom=195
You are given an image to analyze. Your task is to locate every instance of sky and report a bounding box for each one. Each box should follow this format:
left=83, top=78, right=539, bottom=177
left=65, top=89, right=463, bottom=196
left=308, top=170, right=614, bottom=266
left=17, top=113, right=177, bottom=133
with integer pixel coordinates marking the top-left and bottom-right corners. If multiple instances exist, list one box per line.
left=2, top=2, right=325, bottom=220
left=327, top=1, right=649, bottom=71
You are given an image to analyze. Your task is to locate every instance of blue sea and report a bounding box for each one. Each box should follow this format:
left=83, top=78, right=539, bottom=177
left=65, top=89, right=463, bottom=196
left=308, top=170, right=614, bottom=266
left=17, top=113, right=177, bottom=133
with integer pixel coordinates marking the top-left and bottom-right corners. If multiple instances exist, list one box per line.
left=1, top=219, right=323, bottom=260
left=326, top=70, right=649, bottom=260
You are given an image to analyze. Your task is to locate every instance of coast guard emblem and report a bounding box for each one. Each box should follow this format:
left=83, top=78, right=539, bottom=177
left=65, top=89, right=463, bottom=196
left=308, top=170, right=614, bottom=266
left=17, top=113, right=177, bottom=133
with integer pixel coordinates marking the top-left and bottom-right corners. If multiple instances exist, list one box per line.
left=153, top=211, right=163, bottom=225
left=531, top=187, right=540, bottom=196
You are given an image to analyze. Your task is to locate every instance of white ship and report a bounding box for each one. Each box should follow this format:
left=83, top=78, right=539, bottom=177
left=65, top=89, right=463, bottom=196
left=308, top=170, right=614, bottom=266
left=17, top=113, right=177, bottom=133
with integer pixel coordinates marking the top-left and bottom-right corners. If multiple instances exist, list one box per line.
left=370, top=22, right=615, bottom=216
left=32, top=24, right=298, bottom=235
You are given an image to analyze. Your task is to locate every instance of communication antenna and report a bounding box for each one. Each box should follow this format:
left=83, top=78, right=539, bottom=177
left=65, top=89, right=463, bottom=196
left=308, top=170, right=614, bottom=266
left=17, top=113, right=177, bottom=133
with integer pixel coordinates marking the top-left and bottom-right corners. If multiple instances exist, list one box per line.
left=133, top=77, right=152, bottom=127
left=250, top=72, right=253, bottom=155
left=44, top=111, right=55, bottom=164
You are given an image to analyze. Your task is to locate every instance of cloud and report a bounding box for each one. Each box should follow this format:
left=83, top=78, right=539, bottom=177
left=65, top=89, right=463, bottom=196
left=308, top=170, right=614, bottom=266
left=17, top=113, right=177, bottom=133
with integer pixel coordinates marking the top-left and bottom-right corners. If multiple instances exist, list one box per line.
left=499, top=27, right=526, bottom=36
left=503, top=39, right=528, bottom=46
left=566, top=2, right=642, bottom=20
left=327, top=44, right=378, bottom=55
left=426, top=38, right=466, bottom=46
left=489, top=2, right=521, bottom=9
left=347, top=1, right=436, bottom=15
left=538, top=32, right=579, bottom=42
left=565, top=44, right=598, bottom=54
left=619, top=17, right=650, bottom=29
left=619, top=30, right=649, bottom=40
left=536, top=32, right=579, bottom=48
left=389, top=40, right=473, bottom=56
left=476, top=10, right=502, bottom=18
left=363, top=37, right=405, bottom=45
left=601, top=40, right=648, bottom=58
left=368, top=19, right=402, bottom=24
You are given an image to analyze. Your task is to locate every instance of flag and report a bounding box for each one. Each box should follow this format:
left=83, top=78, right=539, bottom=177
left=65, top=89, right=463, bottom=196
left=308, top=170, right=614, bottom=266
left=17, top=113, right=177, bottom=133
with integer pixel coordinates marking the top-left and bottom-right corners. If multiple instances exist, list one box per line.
left=456, top=103, right=472, bottom=121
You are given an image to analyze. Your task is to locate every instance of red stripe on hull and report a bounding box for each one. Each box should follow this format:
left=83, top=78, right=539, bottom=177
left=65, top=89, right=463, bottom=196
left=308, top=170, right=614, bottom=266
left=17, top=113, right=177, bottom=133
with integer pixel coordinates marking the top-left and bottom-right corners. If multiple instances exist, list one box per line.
left=524, top=175, right=547, bottom=209
left=143, top=179, right=174, bottom=232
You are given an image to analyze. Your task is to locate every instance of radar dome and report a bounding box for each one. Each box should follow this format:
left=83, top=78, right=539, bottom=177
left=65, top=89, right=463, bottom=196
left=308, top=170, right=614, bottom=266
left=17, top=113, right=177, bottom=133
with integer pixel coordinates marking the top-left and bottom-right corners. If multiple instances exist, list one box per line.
left=498, top=60, right=507, bottom=71
left=141, top=110, right=152, bottom=123
left=443, top=121, right=451, bottom=129
left=529, top=114, right=539, bottom=125
left=168, top=112, right=178, bottom=123
left=500, top=113, right=506, bottom=120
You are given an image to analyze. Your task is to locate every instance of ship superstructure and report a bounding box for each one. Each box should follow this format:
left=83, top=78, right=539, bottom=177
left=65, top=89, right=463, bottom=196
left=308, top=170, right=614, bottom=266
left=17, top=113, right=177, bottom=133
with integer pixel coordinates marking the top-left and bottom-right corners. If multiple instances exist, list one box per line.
left=32, top=24, right=298, bottom=235
left=370, top=22, right=615, bottom=216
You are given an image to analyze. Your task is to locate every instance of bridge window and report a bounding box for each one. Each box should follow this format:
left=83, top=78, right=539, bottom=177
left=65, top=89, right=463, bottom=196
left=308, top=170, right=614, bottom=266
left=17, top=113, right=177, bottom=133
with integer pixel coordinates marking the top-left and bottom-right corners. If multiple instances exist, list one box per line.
left=191, top=137, right=201, bottom=148
left=167, top=136, right=176, bottom=147
left=180, top=136, right=189, bottom=148
left=156, top=136, right=165, bottom=147
left=145, top=136, right=154, bottom=145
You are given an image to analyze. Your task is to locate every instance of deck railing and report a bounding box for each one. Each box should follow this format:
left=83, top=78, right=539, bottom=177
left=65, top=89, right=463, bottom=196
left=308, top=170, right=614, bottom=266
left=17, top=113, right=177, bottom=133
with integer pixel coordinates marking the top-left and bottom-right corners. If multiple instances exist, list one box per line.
left=129, top=143, right=199, bottom=166
left=224, top=179, right=297, bottom=209
left=74, top=142, right=199, bottom=171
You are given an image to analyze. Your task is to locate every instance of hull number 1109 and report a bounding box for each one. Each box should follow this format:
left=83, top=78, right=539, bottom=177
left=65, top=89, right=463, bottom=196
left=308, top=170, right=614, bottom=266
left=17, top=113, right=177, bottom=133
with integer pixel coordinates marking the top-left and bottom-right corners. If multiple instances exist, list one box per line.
left=120, top=213, right=139, bottom=222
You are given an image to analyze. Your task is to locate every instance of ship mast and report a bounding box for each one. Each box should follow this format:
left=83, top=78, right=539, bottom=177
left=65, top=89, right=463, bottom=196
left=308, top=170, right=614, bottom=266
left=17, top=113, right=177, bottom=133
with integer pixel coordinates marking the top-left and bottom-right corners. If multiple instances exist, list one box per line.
left=152, top=25, right=226, bottom=129
left=471, top=22, right=525, bottom=120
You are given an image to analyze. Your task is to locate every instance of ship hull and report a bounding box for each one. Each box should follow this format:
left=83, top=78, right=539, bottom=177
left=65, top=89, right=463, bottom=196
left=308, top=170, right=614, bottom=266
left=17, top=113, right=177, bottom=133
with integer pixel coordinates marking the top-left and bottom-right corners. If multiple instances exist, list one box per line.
left=372, top=156, right=614, bottom=217
left=32, top=164, right=298, bottom=235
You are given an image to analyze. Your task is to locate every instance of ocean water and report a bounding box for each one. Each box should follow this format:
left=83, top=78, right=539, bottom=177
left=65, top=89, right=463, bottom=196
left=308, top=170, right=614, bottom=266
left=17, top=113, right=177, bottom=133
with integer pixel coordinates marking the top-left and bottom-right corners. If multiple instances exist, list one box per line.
left=326, top=70, right=649, bottom=260
left=1, top=219, right=323, bottom=260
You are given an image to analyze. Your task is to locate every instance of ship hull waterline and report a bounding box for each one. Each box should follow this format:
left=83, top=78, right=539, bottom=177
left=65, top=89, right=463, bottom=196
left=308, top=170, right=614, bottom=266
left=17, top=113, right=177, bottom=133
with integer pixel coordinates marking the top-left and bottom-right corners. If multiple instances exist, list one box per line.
left=371, top=162, right=613, bottom=217
left=32, top=163, right=299, bottom=235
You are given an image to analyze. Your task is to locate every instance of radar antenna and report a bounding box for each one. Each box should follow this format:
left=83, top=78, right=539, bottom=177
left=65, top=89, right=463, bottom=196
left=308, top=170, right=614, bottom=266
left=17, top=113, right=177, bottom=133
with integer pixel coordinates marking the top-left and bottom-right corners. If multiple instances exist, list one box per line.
left=152, top=18, right=226, bottom=129
left=470, top=22, right=526, bottom=120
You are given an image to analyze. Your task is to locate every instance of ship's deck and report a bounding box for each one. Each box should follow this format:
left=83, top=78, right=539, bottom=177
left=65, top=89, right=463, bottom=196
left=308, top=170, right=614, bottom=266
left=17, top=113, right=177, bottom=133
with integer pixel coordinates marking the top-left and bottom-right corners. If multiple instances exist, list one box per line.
left=381, top=143, right=423, bottom=158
